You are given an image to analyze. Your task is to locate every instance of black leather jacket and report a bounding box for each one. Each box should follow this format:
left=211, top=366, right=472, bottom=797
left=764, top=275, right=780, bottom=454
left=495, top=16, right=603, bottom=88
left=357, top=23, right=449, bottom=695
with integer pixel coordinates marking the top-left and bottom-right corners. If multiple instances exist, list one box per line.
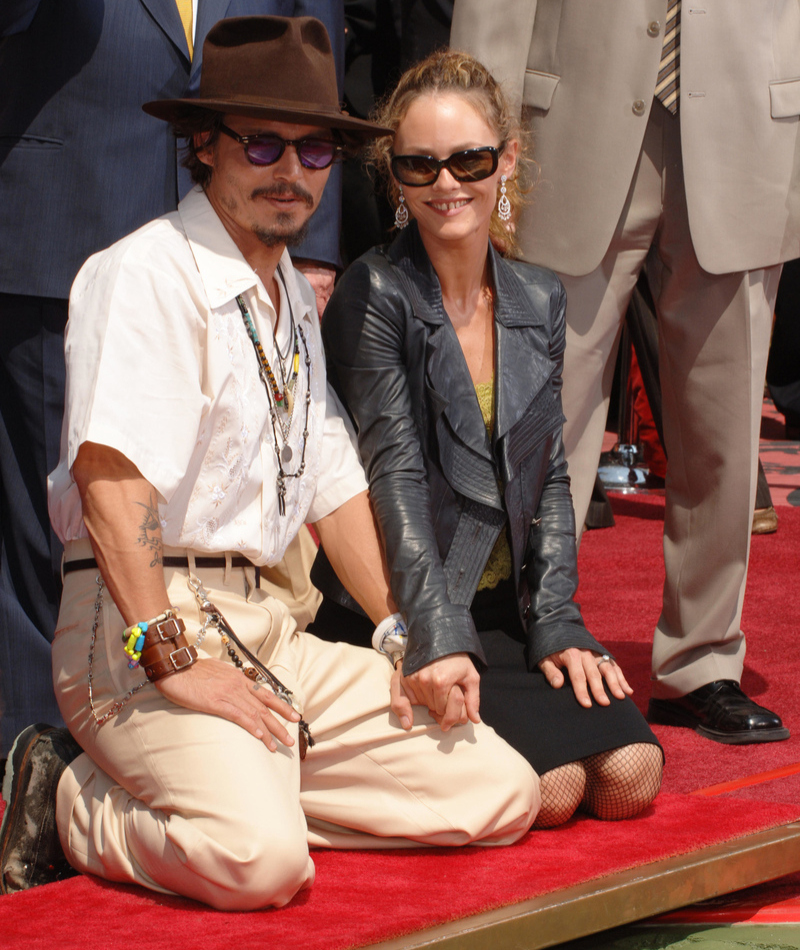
left=318, top=224, right=606, bottom=674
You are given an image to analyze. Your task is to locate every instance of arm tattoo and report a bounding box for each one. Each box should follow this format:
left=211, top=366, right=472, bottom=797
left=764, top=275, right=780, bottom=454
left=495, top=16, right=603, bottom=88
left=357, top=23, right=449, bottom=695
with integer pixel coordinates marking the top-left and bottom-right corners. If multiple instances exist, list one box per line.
left=135, top=493, right=163, bottom=568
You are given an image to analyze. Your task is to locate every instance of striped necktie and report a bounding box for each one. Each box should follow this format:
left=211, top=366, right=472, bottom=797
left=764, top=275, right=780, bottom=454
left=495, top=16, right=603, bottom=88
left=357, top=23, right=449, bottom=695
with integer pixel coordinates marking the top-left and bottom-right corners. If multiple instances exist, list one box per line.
left=655, top=0, right=680, bottom=114
left=175, top=0, right=194, bottom=59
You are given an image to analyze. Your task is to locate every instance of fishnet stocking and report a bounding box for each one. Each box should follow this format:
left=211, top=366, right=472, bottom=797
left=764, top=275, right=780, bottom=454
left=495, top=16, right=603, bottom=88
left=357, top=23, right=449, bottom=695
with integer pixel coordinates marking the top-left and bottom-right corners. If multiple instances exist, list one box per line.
left=533, top=761, right=586, bottom=828
left=581, top=742, right=663, bottom=821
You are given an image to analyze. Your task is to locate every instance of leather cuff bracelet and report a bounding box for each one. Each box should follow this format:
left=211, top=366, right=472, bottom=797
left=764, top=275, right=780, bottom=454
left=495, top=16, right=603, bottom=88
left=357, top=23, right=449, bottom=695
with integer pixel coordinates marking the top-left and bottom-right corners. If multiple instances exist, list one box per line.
left=139, top=617, right=198, bottom=683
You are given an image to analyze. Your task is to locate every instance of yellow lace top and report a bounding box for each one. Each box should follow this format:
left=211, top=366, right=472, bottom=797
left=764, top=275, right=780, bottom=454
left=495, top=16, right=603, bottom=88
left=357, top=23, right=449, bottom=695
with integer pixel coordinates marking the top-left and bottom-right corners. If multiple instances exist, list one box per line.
left=474, top=379, right=512, bottom=591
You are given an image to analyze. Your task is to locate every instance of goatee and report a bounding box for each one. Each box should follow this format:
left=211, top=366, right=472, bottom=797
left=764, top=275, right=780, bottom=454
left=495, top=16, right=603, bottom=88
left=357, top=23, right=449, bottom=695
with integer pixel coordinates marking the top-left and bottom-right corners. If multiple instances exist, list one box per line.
left=253, top=217, right=311, bottom=249
left=251, top=184, right=314, bottom=248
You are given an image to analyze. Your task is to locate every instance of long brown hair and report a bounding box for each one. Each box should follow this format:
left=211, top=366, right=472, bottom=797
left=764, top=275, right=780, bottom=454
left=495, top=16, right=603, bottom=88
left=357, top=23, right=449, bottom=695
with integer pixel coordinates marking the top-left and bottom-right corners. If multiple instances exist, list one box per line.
left=368, top=49, right=535, bottom=257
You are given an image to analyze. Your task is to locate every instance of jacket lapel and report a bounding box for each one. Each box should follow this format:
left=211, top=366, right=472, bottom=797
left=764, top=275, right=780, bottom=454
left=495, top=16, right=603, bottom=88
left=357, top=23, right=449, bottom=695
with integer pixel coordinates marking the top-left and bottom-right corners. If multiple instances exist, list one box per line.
left=389, top=228, right=502, bottom=508
left=425, top=326, right=494, bottom=460
left=139, top=0, right=192, bottom=61
left=492, top=249, right=556, bottom=443
left=138, top=0, right=233, bottom=76
left=193, top=0, right=233, bottom=79
left=391, top=228, right=494, bottom=463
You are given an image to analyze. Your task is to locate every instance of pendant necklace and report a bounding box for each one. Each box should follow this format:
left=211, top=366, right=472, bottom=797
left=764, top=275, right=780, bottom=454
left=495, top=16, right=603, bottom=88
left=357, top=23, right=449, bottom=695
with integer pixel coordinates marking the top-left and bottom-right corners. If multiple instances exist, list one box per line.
left=271, top=301, right=300, bottom=415
left=237, top=290, right=296, bottom=435
left=236, top=268, right=311, bottom=515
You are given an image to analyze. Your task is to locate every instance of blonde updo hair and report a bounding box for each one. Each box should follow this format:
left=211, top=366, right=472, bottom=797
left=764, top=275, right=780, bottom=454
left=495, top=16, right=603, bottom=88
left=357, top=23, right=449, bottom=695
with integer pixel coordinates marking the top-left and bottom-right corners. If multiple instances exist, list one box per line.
left=368, top=48, right=534, bottom=258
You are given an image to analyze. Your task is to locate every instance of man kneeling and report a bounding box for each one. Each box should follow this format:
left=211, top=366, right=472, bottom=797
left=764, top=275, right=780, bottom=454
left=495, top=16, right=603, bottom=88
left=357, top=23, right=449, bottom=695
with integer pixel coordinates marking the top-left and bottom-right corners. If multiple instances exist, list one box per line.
left=0, top=17, right=538, bottom=909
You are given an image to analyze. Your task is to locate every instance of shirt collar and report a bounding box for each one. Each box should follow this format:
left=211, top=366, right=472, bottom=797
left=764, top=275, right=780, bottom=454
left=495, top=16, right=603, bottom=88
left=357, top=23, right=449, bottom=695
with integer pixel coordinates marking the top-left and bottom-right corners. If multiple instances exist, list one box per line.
left=177, top=186, right=313, bottom=325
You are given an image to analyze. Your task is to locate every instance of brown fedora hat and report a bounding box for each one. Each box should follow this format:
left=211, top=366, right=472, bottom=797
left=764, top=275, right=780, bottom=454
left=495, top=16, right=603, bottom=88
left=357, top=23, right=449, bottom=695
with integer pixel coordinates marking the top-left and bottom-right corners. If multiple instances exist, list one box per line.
left=143, top=16, right=391, bottom=138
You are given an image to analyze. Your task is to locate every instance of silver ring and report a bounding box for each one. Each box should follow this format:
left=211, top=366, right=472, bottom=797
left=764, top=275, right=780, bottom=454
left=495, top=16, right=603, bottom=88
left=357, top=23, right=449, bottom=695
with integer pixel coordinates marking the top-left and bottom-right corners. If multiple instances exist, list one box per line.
left=596, top=654, right=611, bottom=667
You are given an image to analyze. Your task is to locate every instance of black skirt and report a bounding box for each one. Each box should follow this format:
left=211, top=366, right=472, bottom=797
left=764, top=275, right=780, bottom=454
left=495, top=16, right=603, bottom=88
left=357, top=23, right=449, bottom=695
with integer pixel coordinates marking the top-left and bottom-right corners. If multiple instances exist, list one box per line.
left=310, top=579, right=660, bottom=775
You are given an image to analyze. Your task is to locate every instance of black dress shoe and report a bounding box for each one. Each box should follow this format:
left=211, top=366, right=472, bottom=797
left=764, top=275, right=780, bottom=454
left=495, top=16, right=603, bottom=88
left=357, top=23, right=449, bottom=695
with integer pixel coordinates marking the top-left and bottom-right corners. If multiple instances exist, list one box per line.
left=647, top=681, right=790, bottom=745
left=0, top=724, right=82, bottom=893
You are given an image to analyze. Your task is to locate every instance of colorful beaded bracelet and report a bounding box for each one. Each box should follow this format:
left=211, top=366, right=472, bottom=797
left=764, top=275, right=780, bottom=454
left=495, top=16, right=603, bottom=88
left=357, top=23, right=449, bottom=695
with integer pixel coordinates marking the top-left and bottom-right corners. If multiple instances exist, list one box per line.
left=121, top=608, right=179, bottom=670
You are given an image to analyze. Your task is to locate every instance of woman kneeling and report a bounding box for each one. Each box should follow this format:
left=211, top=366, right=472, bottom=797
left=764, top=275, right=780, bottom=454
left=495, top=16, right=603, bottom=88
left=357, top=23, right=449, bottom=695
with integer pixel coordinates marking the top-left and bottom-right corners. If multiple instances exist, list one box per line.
left=313, top=50, right=663, bottom=828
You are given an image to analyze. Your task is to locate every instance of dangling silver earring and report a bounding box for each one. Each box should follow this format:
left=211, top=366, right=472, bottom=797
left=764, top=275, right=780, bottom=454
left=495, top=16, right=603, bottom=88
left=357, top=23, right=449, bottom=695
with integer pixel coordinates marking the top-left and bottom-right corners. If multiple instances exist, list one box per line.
left=498, top=175, right=511, bottom=222
left=395, top=188, right=409, bottom=229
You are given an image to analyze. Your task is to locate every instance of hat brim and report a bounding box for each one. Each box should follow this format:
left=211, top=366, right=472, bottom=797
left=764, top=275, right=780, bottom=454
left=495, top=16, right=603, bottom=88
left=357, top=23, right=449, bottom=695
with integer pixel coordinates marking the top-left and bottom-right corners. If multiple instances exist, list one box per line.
left=142, top=97, right=392, bottom=138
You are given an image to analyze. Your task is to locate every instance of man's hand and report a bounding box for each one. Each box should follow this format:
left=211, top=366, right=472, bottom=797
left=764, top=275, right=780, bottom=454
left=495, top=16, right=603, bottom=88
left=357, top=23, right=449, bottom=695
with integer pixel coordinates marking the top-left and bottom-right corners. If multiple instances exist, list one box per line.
left=156, top=657, right=301, bottom=751
left=538, top=648, right=633, bottom=708
left=391, top=653, right=481, bottom=732
left=293, top=259, right=336, bottom=317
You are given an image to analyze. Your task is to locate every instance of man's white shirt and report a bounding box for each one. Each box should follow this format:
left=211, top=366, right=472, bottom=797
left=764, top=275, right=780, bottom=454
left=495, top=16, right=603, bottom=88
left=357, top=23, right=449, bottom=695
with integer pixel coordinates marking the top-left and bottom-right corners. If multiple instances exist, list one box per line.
left=49, top=186, right=367, bottom=566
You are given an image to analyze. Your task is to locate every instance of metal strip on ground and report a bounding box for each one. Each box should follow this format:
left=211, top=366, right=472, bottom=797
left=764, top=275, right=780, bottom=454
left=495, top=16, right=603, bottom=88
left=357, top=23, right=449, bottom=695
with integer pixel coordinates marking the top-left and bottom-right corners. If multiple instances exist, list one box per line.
left=364, top=823, right=800, bottom=950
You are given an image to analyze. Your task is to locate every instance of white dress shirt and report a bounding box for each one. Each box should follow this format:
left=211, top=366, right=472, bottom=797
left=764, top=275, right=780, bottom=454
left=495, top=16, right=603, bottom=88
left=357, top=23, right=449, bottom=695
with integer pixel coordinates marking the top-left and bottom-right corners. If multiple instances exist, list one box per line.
left=49, top=187, right=367, bottom=566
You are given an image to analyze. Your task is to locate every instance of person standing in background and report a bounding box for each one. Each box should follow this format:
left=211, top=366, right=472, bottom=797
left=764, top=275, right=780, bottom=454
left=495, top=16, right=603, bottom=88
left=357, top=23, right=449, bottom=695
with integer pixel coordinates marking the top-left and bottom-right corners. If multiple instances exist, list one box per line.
left=768, top=258, right=800, bottom=438
left=451, top=0, right=800, bottom=743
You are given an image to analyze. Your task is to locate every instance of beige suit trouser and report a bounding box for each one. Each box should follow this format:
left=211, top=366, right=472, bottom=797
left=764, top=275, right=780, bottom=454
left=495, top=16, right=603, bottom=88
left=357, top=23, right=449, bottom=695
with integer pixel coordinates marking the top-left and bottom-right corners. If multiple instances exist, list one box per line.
left=559, top=101, right=780, bottom=699
left=53, top=539, right=539, bottom=911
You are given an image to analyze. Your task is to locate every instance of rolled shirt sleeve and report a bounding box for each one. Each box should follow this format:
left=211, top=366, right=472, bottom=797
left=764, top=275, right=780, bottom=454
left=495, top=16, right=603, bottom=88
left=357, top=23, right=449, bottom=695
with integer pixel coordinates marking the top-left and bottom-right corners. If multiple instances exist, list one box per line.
left=61, top=225, right=209, bottom=503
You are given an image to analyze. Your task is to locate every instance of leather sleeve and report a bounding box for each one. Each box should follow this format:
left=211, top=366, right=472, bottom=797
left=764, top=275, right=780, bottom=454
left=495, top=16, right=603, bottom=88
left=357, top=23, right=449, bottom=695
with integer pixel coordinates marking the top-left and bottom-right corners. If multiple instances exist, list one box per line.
left=322, top=257, right=487, bottom=673
left=523, top=281, right=611, bottom=669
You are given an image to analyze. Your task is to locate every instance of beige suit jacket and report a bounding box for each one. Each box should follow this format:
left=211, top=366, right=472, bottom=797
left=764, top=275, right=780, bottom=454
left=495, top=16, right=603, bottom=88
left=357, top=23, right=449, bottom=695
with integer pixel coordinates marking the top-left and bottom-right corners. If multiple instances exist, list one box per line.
left=451, top=0, right=800, bottom=276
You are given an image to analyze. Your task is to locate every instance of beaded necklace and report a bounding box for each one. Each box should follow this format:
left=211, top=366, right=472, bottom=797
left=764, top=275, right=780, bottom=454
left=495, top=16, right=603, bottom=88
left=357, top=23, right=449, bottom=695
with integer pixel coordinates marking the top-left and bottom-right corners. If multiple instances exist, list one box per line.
left=236, top=268, right=311, bottom=516
left=271, top=306, right=300, bottom=413
left=237, top=291, right=298, bottom=420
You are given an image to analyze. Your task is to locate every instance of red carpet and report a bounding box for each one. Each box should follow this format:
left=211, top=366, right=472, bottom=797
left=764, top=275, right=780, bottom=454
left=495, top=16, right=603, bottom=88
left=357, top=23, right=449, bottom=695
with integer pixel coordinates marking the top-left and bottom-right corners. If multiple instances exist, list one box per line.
left=578, top=498, right=800, bottom=798
left=2, top=496, right=799, bottom=947
left=1, top=794, right=798, bottom=950
left=581, top=491, right=800, bottom=930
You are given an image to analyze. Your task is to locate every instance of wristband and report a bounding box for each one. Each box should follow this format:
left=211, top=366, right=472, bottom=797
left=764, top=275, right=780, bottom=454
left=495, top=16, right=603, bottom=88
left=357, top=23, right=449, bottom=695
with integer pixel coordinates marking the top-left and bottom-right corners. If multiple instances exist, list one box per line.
left=141, top=617, right=198, bottom=682
left=122, top=609, right=179, bottom=668
left=121, top=610, right=197, bottom=682
left=372, top=613, right=408, bottom=667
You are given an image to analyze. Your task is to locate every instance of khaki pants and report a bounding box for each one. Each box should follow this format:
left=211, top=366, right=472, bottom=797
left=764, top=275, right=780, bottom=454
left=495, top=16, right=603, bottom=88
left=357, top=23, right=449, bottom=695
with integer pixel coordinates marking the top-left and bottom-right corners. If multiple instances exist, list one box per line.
left=559, top=102, right=780, bottom=699
left=53, top=539, right=539, bottom=910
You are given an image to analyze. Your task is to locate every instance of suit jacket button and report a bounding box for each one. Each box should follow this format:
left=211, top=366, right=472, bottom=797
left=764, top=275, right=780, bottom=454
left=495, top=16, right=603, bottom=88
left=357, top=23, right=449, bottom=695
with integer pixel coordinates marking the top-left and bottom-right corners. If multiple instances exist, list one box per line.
left=632, top=99, right=647, bottom=116
left=523, top=604, right=531, bottom=620
left=647, top=20, right=661, bottom=37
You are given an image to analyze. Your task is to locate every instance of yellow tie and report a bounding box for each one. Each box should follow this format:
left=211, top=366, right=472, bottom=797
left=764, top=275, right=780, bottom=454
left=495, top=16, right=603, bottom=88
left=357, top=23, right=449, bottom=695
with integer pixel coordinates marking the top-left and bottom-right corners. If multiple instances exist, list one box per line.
left=175, top=0, right=193, bottom=59
left=655, top=0, right=680, bottom=114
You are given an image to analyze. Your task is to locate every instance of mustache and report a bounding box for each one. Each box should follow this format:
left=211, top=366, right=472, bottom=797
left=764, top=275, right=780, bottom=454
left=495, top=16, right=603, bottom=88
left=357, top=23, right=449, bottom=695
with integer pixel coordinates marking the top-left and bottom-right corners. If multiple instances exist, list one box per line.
left=251, top=184, right=314, bottom=207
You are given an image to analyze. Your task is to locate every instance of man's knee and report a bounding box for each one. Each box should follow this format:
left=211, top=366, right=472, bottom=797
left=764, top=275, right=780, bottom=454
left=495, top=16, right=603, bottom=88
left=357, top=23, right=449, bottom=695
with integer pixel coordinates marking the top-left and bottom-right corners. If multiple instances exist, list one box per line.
left=193, top=817, right=312, bottom=911
left=506, top=750, right=541, bottom=837
left=472, top=737, right=541, bottom=843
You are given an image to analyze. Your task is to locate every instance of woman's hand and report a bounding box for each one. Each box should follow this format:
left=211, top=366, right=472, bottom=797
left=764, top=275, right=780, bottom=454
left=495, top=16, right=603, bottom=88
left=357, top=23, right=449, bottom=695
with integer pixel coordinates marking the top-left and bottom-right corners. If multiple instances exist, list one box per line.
left=538, top=648, right=633, bottom=708
left=390, top=653, right=481, bottom=732
left=156, top=657, right=302, bottom=751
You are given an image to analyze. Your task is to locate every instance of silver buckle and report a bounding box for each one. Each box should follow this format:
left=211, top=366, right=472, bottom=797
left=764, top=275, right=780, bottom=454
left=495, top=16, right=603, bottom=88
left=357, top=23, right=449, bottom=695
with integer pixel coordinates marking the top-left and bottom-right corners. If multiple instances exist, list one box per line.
left=153, top=618, right=182, bottom=642
left=169, top=646, right=195, bottom=671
